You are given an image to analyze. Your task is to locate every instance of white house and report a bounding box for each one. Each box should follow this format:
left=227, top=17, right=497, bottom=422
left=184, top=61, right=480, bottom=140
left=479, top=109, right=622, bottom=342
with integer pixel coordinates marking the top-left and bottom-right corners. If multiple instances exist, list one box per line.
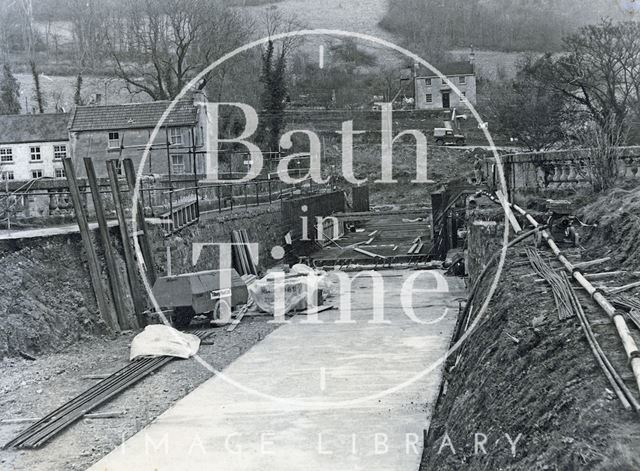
left=0, top=113, right=70, bottom=182
left=414, top=62, right=477, bottom=110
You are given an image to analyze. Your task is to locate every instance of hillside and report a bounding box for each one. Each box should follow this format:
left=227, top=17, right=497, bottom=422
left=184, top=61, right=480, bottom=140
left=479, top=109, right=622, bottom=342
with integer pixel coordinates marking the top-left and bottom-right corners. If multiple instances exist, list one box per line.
left=381, top=0, right=628, bottom=53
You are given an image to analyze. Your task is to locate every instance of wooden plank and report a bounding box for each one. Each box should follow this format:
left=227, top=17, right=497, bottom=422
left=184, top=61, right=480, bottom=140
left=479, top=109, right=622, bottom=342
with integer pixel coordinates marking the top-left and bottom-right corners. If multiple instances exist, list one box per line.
left=122, top=158, right=156, bottom=285
left=608, top=281, right=640, bottom=295
left=354, top=247, right=386, bottom=259
left=107, top=160, right=144, bottom=328
left=240, top=229, right=258, bottom=275
left=297, top=305, right=334, bottom=315
left=227, top=304, right=250, bottom=332
left=63, top=158, right=118, bottom=331
left=84, top=158, right=130, bottom=330
left=496, top=190, right=523, bottom=234
left=573, top=257, right=611, bottom=269
left=332, top=208, right=429, bottom=221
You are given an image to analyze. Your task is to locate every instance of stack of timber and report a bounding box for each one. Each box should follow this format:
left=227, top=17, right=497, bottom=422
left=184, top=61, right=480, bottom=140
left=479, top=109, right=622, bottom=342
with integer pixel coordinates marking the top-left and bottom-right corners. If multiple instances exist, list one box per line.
left=231, top=230, right=258, bottom=276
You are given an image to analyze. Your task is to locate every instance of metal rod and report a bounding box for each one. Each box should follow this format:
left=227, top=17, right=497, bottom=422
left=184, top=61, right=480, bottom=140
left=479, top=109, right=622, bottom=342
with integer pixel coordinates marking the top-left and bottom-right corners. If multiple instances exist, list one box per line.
left=84, top=158, right=129, bottom=330
left=107, top=160, right=145, bottom=328
left=123, top=158, right=156, bottom=285
left=62, top=158, right=117, bottom=331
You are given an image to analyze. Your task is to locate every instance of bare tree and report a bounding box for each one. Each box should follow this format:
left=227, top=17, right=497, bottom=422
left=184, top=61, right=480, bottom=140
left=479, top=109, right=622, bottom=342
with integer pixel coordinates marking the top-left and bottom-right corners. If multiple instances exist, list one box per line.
left=527, top=19, right=640, bottom=143
left=483, top=58, right=569, bottom=151
left=106, top=0, right=253, bottom=101
left=62, top=0, right=112, bottom=68
left=577, top=116, right=629, bottom=191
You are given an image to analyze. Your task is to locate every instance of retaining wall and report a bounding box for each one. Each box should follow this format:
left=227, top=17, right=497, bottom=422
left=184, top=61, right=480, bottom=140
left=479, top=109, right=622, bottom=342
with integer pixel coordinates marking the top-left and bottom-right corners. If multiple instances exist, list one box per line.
left=0, top=191, right=346, bottom=358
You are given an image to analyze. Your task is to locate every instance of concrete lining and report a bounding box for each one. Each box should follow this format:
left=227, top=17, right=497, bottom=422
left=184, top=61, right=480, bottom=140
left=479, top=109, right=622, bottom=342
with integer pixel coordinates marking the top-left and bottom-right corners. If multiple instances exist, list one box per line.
left=87, top=270, right=464, bottom=471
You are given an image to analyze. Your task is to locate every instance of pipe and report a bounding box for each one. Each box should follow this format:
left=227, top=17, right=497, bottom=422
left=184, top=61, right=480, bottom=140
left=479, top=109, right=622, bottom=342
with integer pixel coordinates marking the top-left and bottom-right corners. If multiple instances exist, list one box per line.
left=483, top=191, right=640, bottom=396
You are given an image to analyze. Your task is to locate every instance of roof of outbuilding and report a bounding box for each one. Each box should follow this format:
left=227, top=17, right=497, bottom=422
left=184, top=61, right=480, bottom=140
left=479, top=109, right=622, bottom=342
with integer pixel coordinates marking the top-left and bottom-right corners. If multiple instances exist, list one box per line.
left=418, top=61, right=475, bottom=77
left=69, top=99, right=198, bottom=132
left=0, top=113, right=70, bottom=145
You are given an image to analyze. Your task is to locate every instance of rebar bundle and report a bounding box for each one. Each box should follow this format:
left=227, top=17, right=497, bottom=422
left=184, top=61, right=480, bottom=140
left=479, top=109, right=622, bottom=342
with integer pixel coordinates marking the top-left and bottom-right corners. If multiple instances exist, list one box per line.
left=525, top=247, right=575, bottom=321
left=3, top=329, right=213, bottom=449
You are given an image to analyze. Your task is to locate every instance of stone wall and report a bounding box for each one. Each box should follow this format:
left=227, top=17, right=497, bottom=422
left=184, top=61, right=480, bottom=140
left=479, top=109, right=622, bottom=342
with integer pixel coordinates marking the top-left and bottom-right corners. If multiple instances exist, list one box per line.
left=498, top=148, right=640, bottom=195
left=466, top=213, right=504, bottom=286
left=0, top=191, right=346, bottom=357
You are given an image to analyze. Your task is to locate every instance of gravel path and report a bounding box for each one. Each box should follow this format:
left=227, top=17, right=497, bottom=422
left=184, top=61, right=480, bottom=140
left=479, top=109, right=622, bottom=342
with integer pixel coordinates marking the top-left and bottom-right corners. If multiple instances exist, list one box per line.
left=0, top=316, right=278, bottom=471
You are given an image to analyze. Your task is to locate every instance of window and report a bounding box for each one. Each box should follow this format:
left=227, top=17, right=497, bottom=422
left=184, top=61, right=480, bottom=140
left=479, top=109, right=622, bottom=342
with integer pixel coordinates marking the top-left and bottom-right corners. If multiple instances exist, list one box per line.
left=31, top=169, right=43, bottom=179
left=53, top=144, right=67, bottom=160
left=169, top=127, right=184, bottom=145
left=425, top=78, right=432, bottom=86
left=459, top=76, right=467, bottom=84
left=30, top=146, right=41, bottom=161
left=197, top=126, right=204, bottom=146
left=55, top=168, right=66, bottom=178
left=1, top=171, right=14, bottom=181
left=0, top=148, right=13, bottom=162
left=171, top=155, right=185, bottom=174
left=425, top=94, right=433, bottom=104
left=108, top=132, right=120, bottom=149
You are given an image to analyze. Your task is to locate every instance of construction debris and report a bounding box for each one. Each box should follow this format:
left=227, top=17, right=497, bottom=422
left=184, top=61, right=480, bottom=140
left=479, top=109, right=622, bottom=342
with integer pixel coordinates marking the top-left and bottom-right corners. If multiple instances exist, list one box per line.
left=248, top=265, right=330, bottom=315
left=3, top=330, right=214, bottom=449
left=354, top=247, right=386, bottom=259
left=129, top=325, right=200, bottom=360
left=526, top=247, right=575, bottom=321
left=1, top=411, right=126, bottom=424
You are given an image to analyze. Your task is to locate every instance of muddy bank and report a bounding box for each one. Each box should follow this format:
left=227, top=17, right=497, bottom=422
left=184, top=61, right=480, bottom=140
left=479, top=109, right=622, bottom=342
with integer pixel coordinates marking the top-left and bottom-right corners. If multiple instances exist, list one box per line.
left=421, top=190, right=640, bottom=470
left=0, top=235, right=108, bottom=359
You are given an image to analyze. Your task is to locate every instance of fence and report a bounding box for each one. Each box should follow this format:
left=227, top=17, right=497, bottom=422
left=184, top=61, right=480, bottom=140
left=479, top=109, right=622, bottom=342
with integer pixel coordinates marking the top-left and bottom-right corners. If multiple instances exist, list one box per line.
left=0, top=169, right=334, bottom=234
left=493, top=147, right=640, bottom=196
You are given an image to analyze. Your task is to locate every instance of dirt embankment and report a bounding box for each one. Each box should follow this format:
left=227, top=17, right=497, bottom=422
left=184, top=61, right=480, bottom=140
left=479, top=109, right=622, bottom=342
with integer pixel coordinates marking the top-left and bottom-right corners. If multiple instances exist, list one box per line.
left=421, top=189, right=640, bottom=470
left=579, top=186, right=640, bottom=271
left=0, top=235, right=108, bottom=360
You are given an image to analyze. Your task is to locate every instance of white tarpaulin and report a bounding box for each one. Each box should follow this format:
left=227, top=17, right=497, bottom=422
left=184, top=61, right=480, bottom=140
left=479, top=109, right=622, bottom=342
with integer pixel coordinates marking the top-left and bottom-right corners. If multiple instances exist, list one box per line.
left=248, top=265, right=333, bottom=315
left=130, top=325, right=200, bottom=360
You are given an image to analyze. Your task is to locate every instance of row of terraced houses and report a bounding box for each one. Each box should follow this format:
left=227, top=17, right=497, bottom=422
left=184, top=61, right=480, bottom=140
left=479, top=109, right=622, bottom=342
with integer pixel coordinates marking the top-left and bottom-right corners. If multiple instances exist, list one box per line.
left=0, top=91, right=208, bottom=183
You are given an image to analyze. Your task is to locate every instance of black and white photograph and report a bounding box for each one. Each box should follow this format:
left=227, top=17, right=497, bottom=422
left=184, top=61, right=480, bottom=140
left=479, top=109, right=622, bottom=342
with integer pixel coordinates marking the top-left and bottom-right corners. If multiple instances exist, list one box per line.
left=0, top=0, right=639, bottom=469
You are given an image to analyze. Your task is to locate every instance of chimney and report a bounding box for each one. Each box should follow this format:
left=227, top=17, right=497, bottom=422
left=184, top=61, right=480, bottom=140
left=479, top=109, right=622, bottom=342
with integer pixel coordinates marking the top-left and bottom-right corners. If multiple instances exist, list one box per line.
left=469, top=45, right=476, bottom=66
left=191, top=86, right=208, bottom=105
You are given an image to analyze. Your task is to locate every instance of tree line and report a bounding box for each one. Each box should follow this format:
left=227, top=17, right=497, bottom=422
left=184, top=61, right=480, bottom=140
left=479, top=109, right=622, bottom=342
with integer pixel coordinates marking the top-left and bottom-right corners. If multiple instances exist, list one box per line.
left=381, top=0, right=624, bottom=53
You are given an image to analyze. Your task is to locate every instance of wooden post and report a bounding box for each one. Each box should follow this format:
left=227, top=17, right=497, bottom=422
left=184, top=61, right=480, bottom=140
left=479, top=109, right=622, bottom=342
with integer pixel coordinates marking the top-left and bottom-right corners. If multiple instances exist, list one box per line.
left=122, top=158, right=156, bottom=285
left=190, top=128, right=200, bottom=217
left=84, top=158, right=130, bottom=330
left=165, top=127, right=173, bottom=233
left=106, top=160, right=145, bottom=328
left=63, top=158, right=119, bottom=331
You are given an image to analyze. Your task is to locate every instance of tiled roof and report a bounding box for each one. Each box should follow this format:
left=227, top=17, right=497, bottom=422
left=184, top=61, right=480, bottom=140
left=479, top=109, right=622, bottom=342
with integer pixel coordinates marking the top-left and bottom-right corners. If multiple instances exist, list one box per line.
left=69, top=99, right=198, bottom=132
left=418, top=61, right=475, bottom=77
left=0, top=113, right=70, bottom=144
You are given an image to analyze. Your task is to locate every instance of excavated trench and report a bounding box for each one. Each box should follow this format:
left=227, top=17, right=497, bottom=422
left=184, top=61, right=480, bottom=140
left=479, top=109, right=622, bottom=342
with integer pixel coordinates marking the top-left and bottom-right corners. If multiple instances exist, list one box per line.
left=420, top=190, right=640, bottom=470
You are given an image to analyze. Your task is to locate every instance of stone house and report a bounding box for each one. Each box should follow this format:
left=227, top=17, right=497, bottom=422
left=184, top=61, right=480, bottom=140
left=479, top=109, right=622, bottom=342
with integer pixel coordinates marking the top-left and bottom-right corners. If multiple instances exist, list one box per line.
left=414, top=61, right=477, bottom=110
left=68, top=94, right=208, bottom=178
left=0, top=113, right=70, bottom=182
